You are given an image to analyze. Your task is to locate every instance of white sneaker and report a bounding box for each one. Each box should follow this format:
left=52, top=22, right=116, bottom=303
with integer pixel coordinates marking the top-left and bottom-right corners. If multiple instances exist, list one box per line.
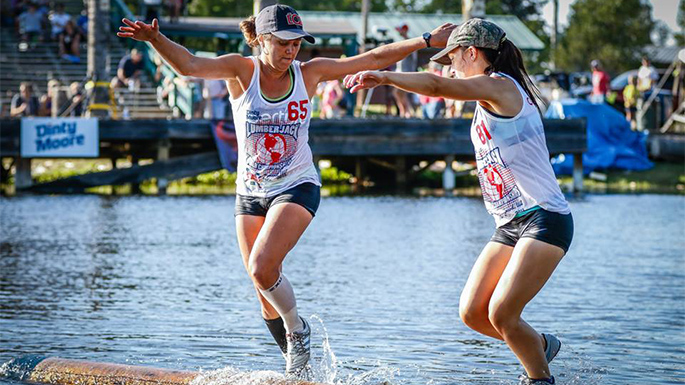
left=285, top=317, right=311, bottom=379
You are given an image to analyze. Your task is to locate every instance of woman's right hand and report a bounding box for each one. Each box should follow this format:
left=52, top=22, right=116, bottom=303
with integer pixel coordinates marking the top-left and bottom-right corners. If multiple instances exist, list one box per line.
left=117, top=18, right=159, bottom=42
left=343, top=71, right=387, bottom=93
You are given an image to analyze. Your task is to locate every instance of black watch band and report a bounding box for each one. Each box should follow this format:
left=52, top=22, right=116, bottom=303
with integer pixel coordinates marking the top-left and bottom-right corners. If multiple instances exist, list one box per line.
left=422, top=32, right=431, bottom=48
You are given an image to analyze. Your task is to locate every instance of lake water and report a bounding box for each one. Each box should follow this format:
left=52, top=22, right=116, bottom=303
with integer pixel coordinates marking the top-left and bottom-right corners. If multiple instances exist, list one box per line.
left=0, top=194, right=683, bottom=385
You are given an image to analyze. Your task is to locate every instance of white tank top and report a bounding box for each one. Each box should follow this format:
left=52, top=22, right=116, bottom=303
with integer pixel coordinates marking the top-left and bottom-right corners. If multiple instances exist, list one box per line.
left=471, top=72, right=570, bottom=227
left=230, top=57, right=321, bottom=197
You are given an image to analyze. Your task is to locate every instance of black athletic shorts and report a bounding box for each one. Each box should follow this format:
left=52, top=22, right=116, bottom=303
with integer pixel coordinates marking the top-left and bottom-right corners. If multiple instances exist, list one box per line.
left=234, top=182, right=321, bottom=218
left=490, top=208, right=574, bottom=253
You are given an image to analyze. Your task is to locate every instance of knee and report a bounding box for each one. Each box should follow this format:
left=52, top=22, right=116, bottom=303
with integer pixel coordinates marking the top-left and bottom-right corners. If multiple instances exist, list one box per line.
left=459, top=299, right=489, bottom=331
left=487, top=302, right=519, bottom=333
left=248, top=254, right=279, bottom=290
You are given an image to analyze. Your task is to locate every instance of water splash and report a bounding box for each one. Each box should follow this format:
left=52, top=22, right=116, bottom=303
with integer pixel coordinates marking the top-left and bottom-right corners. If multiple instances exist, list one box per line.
left=191, top=315, right=399, bottom=385
left=550, top=343, right=607, bottom=385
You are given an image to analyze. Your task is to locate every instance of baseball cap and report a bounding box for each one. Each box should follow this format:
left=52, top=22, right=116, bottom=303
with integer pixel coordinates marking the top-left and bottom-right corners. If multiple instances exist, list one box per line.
left=255, top=4, right=315, bottom=44
left=430, top=18, right=506, bottom=65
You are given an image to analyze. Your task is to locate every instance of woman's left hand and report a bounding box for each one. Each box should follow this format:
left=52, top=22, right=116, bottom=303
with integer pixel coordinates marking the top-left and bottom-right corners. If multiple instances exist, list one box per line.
left=428, top=23, right=458, bottom=48
left=343, top=71, right=387, bottom=93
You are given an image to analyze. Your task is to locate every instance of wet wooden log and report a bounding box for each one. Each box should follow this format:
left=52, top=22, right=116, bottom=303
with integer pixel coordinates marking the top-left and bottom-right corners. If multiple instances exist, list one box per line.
left=1, top=355, right=325, bottom=385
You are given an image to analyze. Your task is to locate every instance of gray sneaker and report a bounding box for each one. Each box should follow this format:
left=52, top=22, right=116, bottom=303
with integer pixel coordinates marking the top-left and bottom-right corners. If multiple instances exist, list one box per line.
left=518, top=374, right=555, bottom=384
left=542, top=333, right=561, bottom=364
left=285, top=317, right=311, bottom=379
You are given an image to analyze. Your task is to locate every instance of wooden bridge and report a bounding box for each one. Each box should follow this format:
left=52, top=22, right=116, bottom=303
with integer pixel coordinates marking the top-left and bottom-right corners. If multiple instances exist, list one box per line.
left=0, top=117, right=587, bottom=193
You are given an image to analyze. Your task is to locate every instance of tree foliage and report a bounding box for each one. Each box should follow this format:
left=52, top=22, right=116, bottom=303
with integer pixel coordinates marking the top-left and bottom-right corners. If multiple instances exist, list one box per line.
left=556, top=0, right=654, bottom=74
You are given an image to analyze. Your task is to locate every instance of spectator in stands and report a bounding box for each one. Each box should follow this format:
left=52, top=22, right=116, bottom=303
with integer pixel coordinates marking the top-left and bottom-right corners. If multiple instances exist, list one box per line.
left=49, top=3, right=70, bottom=40
left=143, top=0, right=161, bottom=22
left=58, top=20, right=80, bottom=62
left=64, top=82, right=84, bottom=116
left=319, top=80, right=344, bottom=119
left=76, top=9, right=87, bottom=39
left=637, top=56, right=659, bottom=93
left=111, top=48, right=144, bottom=89
left=393, top=22, right=418, bottom=117
left=623, top=75, right=639, bottom=130
left=167, top=0, right=182, bottom=23
left=18, top=3, right=43, bottom=47
left=204, top=79, right=228, bottom=120
left=10, top=82, right=39, bottom=117
left=590, top=59, right=610, bottom=104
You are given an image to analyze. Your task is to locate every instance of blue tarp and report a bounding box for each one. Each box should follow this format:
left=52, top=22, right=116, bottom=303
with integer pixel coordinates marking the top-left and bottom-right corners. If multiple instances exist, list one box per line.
left=546, top=99, right=653, bottom=175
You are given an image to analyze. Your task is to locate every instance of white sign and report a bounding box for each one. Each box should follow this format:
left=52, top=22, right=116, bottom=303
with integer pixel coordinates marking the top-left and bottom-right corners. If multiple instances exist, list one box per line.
left=21, top=118, right=99, bottom=158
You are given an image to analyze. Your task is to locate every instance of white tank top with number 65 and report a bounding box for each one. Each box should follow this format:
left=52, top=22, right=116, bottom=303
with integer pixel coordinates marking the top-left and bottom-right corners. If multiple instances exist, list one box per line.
left=230, top=56, right=321, bottom=198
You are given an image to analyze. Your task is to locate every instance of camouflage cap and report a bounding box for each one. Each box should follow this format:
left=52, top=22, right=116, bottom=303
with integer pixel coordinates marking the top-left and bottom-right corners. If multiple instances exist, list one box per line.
left=431, top=18, right=507, bottom=65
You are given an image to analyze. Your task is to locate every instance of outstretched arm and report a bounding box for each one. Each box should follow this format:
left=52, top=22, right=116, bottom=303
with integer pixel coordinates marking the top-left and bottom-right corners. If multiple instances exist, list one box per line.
left=344, top=71, right=501, bottom=103
left=301, top=23, right=456, bottom=86
left=117, top=18, right=249, bottom=80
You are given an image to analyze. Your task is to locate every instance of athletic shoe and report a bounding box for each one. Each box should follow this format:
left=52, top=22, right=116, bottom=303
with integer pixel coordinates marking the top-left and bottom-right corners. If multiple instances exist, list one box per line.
left=518, top=374, right=555, bottom=384
left=285, top=317, right=311, bottom=379
left=542, top=333, right=562, bottom=364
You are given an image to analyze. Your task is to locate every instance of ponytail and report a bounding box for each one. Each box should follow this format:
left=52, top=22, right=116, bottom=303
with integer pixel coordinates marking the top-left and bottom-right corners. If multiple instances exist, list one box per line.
left=481, top=40, right=545, bottom=113
left=239, top=16, right=259, bottom=48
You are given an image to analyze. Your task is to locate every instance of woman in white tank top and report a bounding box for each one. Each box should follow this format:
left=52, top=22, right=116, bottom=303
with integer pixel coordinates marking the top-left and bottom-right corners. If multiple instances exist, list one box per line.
left=117, top=5, right=456, bottom=379
left=345, top=19, right=573, bottom=385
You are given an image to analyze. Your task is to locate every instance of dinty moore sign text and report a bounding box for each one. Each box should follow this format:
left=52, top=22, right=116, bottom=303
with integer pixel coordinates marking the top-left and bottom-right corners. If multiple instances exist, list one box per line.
left=21, top=118, right=99, bottom=158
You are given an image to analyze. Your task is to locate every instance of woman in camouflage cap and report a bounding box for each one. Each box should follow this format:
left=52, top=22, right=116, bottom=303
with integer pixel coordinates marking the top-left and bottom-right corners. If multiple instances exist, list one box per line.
left=345, top=18, right=573, bottom=385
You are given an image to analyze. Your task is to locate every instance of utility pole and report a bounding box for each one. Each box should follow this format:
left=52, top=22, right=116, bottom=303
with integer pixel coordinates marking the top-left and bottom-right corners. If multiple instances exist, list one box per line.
left=462, top=0, right=485, bottom=22
left=360, top=0, right=369, bottom=53
left=253, top=0, right=277, bottom=14
left=87, top=0, right=113, bottom=117
left=355, top=0, right=370, bottom=116
left=551, top=0, right=558, bottom=70
left=252, top=0, right=277, bottom=56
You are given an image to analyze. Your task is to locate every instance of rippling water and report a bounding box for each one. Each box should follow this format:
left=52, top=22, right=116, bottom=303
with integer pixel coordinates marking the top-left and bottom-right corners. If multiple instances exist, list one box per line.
left=1, top=194, right=684, bottom=384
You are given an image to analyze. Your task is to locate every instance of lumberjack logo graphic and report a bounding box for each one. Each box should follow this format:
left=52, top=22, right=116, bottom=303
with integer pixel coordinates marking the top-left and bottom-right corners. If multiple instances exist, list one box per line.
left=483, top=165, right=504, bottom=199
left=242, top=101, right=308, bottom=192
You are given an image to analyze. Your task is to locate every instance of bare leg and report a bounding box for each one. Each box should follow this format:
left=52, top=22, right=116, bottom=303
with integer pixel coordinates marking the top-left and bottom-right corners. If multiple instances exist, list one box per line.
left=487, top=238, right=565, bottom=379
left=248, top=203, right=313, bottom=291
left=236, top=214, right=279, bottom=319
left=459, top=241, right=512, bottom=340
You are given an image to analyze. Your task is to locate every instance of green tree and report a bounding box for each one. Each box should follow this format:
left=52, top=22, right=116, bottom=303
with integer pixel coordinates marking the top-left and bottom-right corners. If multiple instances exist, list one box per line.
left=486, top=0, right=549, bottom=73
left=556, top=0, right=654, bottom=74
left=419, top=0, right=460, bottom=13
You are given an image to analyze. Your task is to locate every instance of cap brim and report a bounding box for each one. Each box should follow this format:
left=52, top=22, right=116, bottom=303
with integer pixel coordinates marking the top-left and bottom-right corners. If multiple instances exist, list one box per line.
left=272, top=29, right=315, bottom=44
left=430, top=43, right=458, bottom=66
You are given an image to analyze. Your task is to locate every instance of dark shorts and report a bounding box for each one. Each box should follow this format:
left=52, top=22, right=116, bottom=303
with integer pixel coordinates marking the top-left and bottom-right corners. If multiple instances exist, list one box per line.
left=234, top=182, right=321, bottom=218
left=491, top=208, right=574, bottom=253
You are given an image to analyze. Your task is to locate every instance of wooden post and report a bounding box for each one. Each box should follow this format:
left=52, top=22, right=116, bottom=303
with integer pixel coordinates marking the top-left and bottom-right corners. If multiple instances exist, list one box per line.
left=355, top=156, right=365, bottom=185
left=395, top=156, right=407, bottom=188
left=572, top=154, right=584, bottom=193
left=130, top=156, right=141, bottom=194
left=14, top=157, right=32, bottom=190
left=87, top=0, right=112, bottom=117
left=443, top=154, right=455, bottom=191
left=156, top=139, right=171, bottom=194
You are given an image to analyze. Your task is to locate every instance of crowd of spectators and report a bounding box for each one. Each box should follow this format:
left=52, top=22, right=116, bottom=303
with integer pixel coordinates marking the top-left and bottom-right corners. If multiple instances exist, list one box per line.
left=590, top=56, right=661, bottom=130
left=4, top=0, right=88, bottom=62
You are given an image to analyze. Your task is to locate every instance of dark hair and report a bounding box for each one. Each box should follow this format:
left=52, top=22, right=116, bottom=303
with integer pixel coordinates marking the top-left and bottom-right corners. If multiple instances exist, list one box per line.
left=480, top=40, right=545, bottom=112
left=239, top=16, right=259, bottom=48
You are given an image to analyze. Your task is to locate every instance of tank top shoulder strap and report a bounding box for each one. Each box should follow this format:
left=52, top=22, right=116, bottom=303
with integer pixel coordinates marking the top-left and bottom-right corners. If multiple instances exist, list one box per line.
left=230, top=56, right=259, bottom=103
left=492, top=72, right=527, bottom=99
left=292, top=60, right=306, bottom=93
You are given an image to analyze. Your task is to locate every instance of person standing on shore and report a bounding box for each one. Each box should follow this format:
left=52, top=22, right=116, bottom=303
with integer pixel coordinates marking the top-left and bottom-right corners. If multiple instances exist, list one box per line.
left=116, top=6, right=455, bottom=379
left=344, top=19, right=573, bottom=385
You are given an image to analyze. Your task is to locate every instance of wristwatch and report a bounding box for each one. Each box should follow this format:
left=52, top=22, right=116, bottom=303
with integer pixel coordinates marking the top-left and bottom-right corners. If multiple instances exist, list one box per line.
left=422, top=32, right=432, bottom=48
